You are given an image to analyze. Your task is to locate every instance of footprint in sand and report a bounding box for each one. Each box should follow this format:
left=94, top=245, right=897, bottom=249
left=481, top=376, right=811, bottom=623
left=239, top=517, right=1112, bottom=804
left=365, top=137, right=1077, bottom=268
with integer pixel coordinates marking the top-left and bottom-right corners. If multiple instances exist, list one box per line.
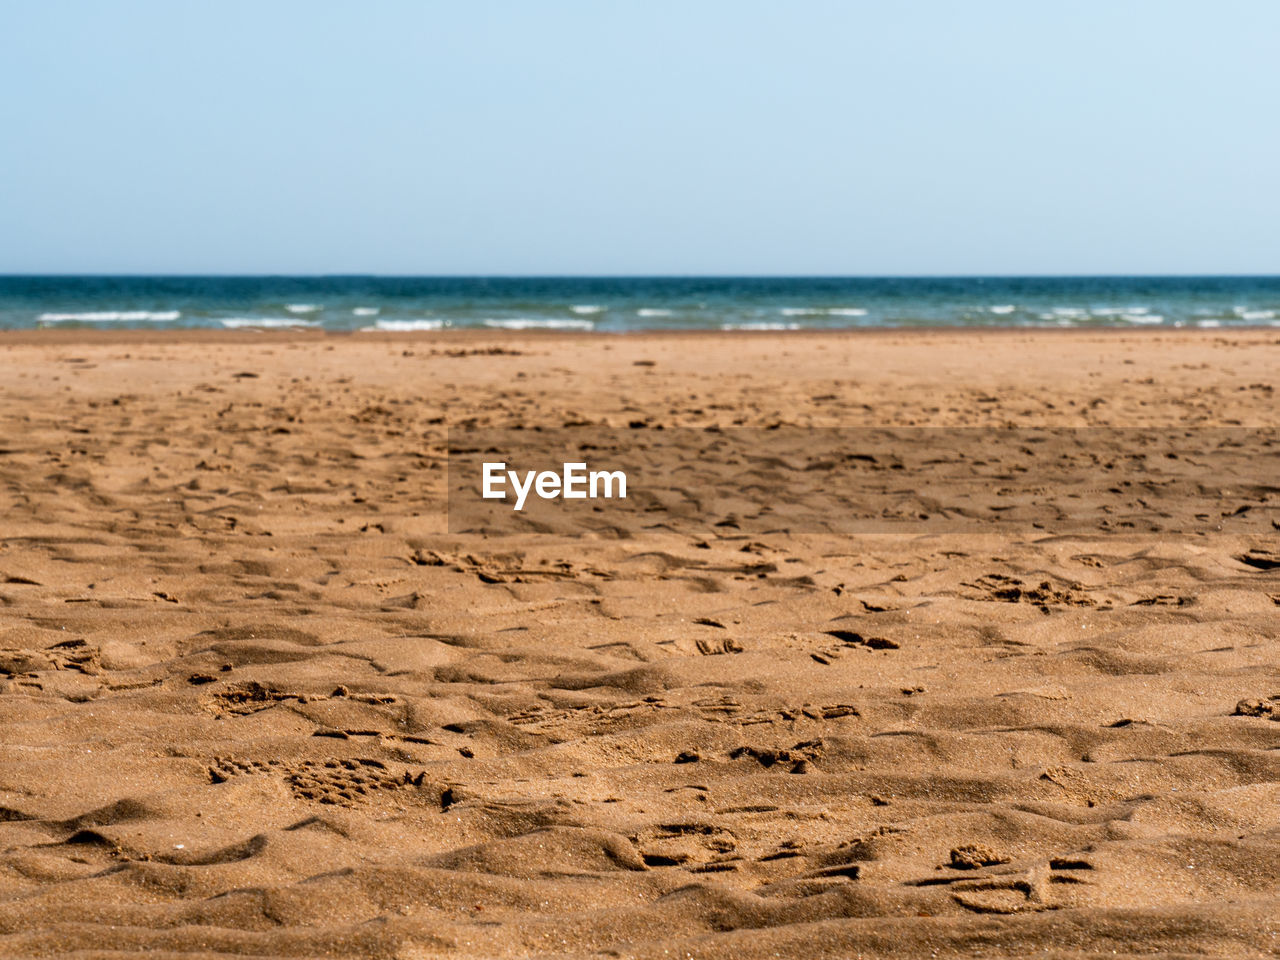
left=635, top=822, right=739, bottom=871
left=1233, top=695, right=1280, bottom=720
left=808, top=629, right=899, bottom=663
left=209, top=756, right=421, bottom=807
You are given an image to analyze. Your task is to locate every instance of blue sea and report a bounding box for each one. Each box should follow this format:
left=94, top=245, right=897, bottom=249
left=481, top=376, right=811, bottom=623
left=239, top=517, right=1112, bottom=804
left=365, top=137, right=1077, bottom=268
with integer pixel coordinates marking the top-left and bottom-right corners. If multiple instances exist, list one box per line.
left=2, top=276, right=1279, bottom=332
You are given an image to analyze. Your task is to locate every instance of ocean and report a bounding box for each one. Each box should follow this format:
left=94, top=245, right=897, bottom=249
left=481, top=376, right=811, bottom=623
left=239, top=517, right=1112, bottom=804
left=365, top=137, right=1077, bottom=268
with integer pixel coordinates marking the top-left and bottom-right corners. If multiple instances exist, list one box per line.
left=2, top=276, right=1279, bottom=332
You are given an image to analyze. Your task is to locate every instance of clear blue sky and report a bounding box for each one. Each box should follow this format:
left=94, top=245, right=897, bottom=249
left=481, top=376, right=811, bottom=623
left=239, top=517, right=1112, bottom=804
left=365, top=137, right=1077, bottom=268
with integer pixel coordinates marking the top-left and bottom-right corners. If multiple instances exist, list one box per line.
left=2, top=1, right=1277, bottom=275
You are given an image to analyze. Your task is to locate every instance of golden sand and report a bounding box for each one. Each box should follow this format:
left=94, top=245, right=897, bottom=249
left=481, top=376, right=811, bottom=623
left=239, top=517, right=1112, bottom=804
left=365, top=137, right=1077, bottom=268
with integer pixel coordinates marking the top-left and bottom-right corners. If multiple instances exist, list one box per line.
left=1, top=329, right=1277, bottom=958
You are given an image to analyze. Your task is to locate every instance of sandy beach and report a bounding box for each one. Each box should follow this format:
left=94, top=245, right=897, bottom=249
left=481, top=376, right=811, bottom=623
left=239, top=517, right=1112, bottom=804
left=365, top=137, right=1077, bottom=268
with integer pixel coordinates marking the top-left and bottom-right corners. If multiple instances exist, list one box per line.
left=1, top=328, right=1277, bottom=959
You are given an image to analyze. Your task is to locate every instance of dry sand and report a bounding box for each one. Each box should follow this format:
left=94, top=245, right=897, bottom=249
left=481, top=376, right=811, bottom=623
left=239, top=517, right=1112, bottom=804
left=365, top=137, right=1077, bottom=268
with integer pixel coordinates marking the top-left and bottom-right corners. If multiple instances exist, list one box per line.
left=0, top=329, right=1277, bottom=959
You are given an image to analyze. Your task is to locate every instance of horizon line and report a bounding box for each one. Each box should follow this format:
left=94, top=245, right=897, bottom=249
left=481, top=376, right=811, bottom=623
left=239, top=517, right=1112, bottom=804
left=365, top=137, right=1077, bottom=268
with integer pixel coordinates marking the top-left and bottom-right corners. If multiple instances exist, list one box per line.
left=3, top=272, right=1280, bottom=281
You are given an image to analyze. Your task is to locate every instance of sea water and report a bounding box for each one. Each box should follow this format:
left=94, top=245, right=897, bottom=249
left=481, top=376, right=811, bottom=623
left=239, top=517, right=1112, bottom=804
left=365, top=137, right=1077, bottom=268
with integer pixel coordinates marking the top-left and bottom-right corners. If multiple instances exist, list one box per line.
left=2, top=275, right=1278, bottom=332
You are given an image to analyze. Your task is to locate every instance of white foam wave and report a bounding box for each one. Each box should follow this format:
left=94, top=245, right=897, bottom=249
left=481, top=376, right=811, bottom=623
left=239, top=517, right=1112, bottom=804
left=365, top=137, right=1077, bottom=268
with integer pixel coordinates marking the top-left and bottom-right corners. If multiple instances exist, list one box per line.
left=39, top=310, right=181, bottom=322
left=722, top=322, right=800, bottom=331
left=1237, top=309, right=1276, bottom=321
left=352, top=307, right=379, bottom=317
left=570, top=305, right=604, bottom=315
left=482, top=318, right=594, bottom=331
left=636, top=308, right=673, bottom=317
left=988, top=305, right=1015, bottom=314
left=1091, top=307, right=1150, bottom=317
left=285, top=304, right=321, bottom=314
left=1038, top=308, right=1160, bottom=324
left=1196, top=319, right=1222, bottom=328
left=363, top=319, right=446, bottom=332
left=779, top=307, right=868, bottom=317
left=220, top=317, right=320, bottom=329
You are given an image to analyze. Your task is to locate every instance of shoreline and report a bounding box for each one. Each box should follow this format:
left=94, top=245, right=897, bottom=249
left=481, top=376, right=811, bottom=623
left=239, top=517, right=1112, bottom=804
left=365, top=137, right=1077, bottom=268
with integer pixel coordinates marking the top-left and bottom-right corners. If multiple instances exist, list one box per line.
left=2, top=325, right=1278, bottom=346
